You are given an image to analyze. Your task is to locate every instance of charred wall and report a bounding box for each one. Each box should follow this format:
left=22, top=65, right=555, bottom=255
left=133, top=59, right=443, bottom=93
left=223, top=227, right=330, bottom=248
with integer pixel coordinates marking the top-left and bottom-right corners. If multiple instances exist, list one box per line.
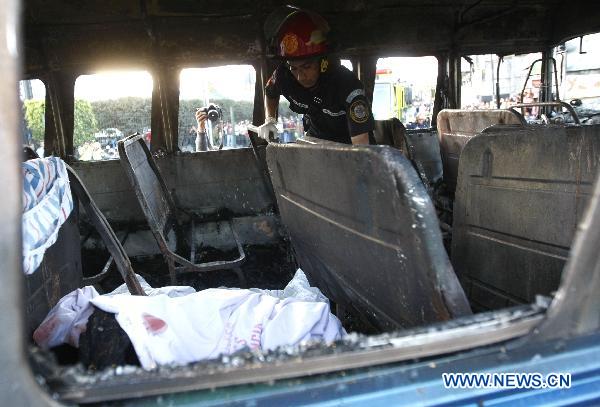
left=21, top=0, right=600, bottom=76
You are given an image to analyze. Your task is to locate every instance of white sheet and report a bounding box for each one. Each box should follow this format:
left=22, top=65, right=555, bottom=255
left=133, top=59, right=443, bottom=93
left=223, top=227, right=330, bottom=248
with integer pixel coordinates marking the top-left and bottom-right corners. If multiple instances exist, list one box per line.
left=34, top=270, right=345, bottom=369
left=33, top=286, right=99, bottom=349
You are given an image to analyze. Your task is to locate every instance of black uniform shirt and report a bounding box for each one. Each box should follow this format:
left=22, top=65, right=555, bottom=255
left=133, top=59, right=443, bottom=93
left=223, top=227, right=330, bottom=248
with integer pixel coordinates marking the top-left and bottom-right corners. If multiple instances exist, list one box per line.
left=265, top=62, right=375, bottom=144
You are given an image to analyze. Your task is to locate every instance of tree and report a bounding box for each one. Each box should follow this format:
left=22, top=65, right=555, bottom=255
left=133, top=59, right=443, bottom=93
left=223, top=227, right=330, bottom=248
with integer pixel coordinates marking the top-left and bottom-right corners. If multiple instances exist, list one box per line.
left=23, top=99, right=45, bottom=144
left=23, top=99, right=98, bottom=145
left=74, top=99, right=98, bottom=145
left=90, top=97, right=151, bottom=137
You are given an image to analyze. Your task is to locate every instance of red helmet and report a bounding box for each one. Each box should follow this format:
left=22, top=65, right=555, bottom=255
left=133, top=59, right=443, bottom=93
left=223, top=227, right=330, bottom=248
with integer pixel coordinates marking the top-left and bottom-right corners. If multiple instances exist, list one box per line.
left=276, top=10, right=330, bottom=59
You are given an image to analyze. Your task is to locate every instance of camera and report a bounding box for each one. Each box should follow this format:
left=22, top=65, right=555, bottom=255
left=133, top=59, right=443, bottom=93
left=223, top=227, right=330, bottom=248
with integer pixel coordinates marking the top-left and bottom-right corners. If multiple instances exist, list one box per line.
left=199, top=104, right=222, bottom=122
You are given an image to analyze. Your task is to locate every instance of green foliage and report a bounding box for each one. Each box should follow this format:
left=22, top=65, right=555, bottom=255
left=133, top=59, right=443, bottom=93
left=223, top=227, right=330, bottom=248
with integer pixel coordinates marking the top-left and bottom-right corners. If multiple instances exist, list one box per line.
left=74, top=99, right=98, bottom=145
left=23, top=99, right=45, bottom=144
left=23, top=99, right=99, bottom=145
left=90, top=97, right=151, bottom=137
left=23, top=95, right=299, bottom=147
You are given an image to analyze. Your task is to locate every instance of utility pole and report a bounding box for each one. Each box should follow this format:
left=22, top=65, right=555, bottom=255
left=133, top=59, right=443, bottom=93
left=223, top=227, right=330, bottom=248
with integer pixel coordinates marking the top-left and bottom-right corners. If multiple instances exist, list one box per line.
left=23, top=80, right=33, bottom=100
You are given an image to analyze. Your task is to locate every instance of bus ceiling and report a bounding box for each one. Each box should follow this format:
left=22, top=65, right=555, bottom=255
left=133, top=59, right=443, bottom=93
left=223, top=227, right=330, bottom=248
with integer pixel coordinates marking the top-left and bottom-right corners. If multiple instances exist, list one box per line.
left=21, top=0, right=600, bottom=74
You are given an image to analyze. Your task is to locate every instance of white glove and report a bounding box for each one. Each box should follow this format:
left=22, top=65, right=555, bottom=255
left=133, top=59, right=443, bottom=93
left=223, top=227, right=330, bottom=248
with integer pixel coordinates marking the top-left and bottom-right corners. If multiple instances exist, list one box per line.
left=257, top=118, right=279, bottom=142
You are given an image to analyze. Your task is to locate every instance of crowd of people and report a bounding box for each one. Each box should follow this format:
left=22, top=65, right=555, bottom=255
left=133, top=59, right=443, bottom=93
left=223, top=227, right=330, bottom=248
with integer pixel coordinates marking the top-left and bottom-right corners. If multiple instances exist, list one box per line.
left=76, top=141, right=119, bottom=161
left=180, top=115, right=305, bottom=152
left=399, top=89, right=542, bottom=129
left=39, top=88, right=544, bottom=161
left=462, top=91, right=540, bottom=119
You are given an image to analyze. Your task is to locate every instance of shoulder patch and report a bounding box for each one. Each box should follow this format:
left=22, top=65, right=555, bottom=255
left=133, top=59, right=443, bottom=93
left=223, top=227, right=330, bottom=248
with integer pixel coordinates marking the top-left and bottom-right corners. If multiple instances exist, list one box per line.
left=349, top=100, right=369, bottom=123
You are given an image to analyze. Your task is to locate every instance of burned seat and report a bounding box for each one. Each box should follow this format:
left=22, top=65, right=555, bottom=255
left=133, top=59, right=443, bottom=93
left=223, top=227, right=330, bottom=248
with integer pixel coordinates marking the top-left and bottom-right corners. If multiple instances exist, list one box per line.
left=374, top=119, right=443, bottom=188
left=24, top=162, right=145, bottom=336
left=266, top=142, right=471, bottom=332
left=373, top=118, right=409, bottom=152
left=452, top=124, right=600, bottom=311
left=118, top=133, right=245, bottom=285
left=437, top=109, right=526, bottom=195
left=405, top=128, right=444, bottom=187
left=67, top=166, right=146, bottom=296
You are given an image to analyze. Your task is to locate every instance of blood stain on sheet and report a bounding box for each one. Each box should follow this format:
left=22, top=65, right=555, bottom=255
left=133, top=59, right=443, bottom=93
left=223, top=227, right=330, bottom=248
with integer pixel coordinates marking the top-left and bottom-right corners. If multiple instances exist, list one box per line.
left=142, top=313, right=167, bottom=334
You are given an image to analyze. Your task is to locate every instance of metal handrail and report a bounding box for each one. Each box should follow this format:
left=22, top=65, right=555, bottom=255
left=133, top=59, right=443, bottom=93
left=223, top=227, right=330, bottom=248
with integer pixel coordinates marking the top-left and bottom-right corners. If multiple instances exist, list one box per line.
left=509, top=101, right=581, bottom=124
left=519, top=57, right=560, bottom=105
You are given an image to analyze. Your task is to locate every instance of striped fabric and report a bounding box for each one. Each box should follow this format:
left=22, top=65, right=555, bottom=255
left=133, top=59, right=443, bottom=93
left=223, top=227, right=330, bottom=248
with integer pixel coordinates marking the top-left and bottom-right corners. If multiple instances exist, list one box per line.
left=22, top=157, right=74, bottom=275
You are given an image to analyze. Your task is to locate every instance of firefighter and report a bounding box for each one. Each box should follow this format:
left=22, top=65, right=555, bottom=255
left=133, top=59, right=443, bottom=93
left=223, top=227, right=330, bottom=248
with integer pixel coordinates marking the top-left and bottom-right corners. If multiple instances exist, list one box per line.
left=257, top=9, right=374, bottom=145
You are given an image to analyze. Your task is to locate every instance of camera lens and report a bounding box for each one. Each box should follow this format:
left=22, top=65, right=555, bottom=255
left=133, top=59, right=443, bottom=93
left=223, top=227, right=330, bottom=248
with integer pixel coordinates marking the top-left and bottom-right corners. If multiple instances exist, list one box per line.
left=207, top=109, right=220, bottom=121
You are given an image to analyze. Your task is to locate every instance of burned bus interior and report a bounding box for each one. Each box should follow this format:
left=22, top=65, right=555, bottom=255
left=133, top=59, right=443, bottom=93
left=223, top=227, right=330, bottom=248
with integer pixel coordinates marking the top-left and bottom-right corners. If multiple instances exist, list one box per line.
left=6, top=0, right=600, bottom=404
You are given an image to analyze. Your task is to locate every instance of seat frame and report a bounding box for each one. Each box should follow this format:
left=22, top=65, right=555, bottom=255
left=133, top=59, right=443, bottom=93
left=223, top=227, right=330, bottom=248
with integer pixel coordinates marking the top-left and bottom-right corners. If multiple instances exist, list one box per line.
left=118, top=134, right=245, bottom=285
left=66, top=165, right=146, bottom=296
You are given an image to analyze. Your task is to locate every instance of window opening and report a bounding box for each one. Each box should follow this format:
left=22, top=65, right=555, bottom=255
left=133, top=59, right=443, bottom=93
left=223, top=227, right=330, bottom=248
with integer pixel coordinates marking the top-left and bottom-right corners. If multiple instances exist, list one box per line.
left=19, top=79, right=46, bottom=157
left=557, top=32, right=600, bottom=123
left=74, top=71, right=153, bottom=161
left=340, top=59, right=353, bottom=71
left=373, top=57, right=437, bottom=128
left=179, top=65, right=257, bottom=151
left=461, top=53, right=542, bottom=117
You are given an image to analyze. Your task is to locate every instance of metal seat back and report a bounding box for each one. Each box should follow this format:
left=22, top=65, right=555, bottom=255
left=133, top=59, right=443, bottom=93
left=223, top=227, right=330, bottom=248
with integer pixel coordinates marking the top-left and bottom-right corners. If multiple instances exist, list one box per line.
left=267, top=142, right=471, bottom=331
left=452, top=124, right=600, bottom=310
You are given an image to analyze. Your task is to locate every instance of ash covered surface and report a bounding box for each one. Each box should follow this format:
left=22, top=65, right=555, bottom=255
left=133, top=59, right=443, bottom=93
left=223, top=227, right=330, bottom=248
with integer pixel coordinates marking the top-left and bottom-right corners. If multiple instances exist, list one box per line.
left=82, top=243, right=296, bottom=293
left=185, top=243, right=297, bottom=290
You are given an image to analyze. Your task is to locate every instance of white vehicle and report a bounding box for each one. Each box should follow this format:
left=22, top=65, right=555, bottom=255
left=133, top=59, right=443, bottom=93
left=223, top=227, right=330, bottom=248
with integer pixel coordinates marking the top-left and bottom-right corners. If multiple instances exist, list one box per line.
left=94, top=127, right=123, bottom=145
